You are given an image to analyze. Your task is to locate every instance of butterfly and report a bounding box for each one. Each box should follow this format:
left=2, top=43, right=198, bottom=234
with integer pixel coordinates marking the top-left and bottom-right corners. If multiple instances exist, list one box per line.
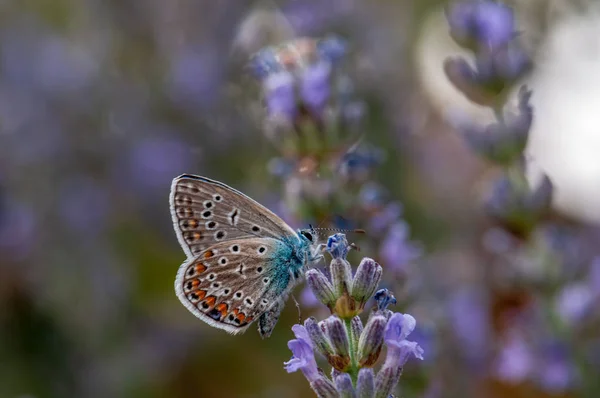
left=169, top=174, right=324, bottom=338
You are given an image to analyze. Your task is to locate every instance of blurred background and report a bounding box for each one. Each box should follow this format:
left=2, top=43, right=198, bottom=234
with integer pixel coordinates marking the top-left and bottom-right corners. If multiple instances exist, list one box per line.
left=1, top=0, right=600, bottom=397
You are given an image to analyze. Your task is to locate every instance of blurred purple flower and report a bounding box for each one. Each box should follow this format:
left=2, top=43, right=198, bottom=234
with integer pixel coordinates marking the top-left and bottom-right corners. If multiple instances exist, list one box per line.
left=369, top=202, right=403, bottom=234
left=0, top=200, right=36, bottom=259
left=494, top=331, right=533, bottom=383
left=449, top=289, right=491, bottom=368
left=264, top=71, right=297, bottom=121
left=446, top=0, right=515, bottom=49
left=444, top=48, right=530, bottom=106
left=59, top=176, right=110, bottom=235
left=451, top=86, right=533, bottom=165
left=168, top=48, right=223, bottom=109
left=128, top=137, right=194, bottom=193
left=556, top=283, right=594, bottom=324
left=359, top=182, right=388, bottom=209
left=380, top=221, right=422, bottom=274
left=34, top=36, right=98, bottom=95
left=248, top=47, right=281, bottom=80
left=300, top=62, right=332, bottom=117
left=317, top=36, right=347, bottom=64
left=282, top=0, right=355, bottom=35
left=537, top=342, right=575, bottom=393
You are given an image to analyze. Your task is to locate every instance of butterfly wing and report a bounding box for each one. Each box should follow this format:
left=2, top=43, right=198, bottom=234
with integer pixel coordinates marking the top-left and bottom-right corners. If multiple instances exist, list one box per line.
left=175, top=237, right=304, bottom=335
left=170, top=174, right=297, bottom=258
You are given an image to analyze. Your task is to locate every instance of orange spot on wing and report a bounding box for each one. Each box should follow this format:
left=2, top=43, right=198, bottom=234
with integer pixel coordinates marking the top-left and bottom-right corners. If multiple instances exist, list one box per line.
left=245, top=316, right=253, bottom=323
left=195, top=263, right=207, bottom=274
left=203, top=250, right=214, bottom=259
left=188, top=219, right=198, bottom=228
left=216, top=303, right=229, bottom=317
left=236, top=312, right=246, bottom=323
left=205, top=296, right=216, bottom=308
left=233, top=308, right=239, bottom=316
left=192, top=232, right=202, bottom=241
left=195, top=290, right=206, bottom=300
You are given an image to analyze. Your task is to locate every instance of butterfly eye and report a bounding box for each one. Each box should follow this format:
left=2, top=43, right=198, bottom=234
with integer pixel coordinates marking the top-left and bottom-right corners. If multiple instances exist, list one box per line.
left=301, top=231, right=313, bottom=242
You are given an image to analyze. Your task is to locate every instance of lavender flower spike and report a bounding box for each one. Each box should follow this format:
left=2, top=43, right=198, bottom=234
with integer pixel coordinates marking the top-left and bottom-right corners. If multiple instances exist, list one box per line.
left=375, top=313, right=424, bottom=398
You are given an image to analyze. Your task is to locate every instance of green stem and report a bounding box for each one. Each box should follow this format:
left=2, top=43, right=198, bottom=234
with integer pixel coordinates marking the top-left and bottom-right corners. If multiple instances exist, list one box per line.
left=344, top=318, right=359, bottom=385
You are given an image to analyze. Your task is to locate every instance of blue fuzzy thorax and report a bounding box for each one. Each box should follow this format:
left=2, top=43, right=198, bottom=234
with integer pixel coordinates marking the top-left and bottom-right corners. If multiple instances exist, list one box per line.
left=269, top=233, right=312, bottom=296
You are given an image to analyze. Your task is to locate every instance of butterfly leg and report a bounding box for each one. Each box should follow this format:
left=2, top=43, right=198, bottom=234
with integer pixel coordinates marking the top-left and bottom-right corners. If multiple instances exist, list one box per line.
left=310, top=243, right=327, bottom=263
left=258, top=299, right=285, bottom=339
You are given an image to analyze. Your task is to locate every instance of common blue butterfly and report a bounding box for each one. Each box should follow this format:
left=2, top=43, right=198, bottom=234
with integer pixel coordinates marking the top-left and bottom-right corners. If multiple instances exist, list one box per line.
left=170, top=174, right=324, bottom=338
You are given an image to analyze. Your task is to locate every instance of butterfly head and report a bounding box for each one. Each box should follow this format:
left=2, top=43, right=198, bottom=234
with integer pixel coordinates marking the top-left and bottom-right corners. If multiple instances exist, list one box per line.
left=299, top=228, right=317, bottom=244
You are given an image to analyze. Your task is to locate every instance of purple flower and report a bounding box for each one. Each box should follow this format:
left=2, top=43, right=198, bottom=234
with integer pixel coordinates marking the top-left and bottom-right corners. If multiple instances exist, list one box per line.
left=446, top=1, right=516, bottom=50
left=383, top=313, right=424, bottom=363
left=380, top=221, right=422, bottom=274
left=375, top=313, right=424, bottom=397
left=284, top=325, right=320, bottom=382
left=452, top=86, right=532, bottom=165
left=494, top=331, right=533, bottom=383
left=484, top=171, right=553, bottom=235
left=300, top=62, right=332, bottom=116
left=537, top=341, right=575, bottom=393
left=326, top=233, right=351, bottom=260
left=374, top=288, right=397, bottom=311
left=248, top=47, right=281, bottom=80
left=368, top=202, right=403, bottom=234
left=317, top=36, right=347, bottom=64
left=444, top=48, right=530, bottom=106
left=264, top=71, right=297, bottom=121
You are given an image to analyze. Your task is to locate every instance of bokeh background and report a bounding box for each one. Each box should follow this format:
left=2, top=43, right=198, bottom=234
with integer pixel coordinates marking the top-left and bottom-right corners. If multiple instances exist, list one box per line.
left=1, top=0, right=600, bottom=397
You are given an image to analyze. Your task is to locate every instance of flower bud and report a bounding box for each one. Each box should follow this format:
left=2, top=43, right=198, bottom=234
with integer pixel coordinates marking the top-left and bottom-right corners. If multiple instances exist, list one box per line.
left=356, top=368, right=375, bottom=398
left=305, top=317, right=335, bottom=360
left=306, top=269, right=336, bottom=309
left=350, top=316, right=363, bottom=352
left=374, top=363, right=402, bottom=398
left=357, top=314, right=387, bottom=367
left=310, top=377, right=339, bottom=398
left=325, top=316, right=351, bottom=371
left=352, top=257, right=383, bottom=304
left=374, top=289, right=397, bottom=311
left=335, top=373, right=356, bottom=398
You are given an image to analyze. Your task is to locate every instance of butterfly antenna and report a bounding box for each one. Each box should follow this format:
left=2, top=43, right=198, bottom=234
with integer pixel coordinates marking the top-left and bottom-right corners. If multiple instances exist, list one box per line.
left=312, top=227, right=366, bottom=235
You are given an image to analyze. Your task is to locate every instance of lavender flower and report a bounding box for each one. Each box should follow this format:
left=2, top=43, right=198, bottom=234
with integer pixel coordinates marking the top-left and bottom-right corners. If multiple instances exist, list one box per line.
left=451, top=86, right=533, bottom=165
left=445, top=1, right=530, bottom=106
left=286, top=234, right=423, bottom=397
left=446, top=0, right=516, bottom=50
